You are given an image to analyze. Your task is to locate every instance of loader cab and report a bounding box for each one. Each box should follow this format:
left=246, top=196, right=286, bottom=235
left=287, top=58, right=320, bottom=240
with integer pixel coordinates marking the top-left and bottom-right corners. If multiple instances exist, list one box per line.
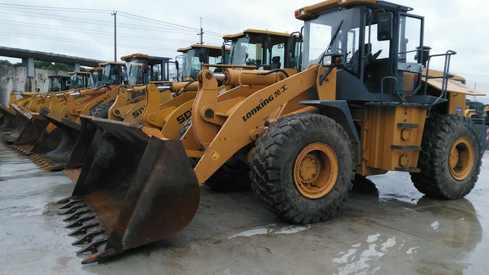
left=89, top=67, right=103, bottom=88
left=68, top=71, right=92, bottom=89
left=48, top=75, right=70, bottom=93
left=224, top=29, right=303, bottom=70
left=98, top=62, right=127, bottom=87
left=177, top=44, right=229, bottom=81
left=298, top=0, right=427, bottom=100
left=121, top=53, right=173, bottom=86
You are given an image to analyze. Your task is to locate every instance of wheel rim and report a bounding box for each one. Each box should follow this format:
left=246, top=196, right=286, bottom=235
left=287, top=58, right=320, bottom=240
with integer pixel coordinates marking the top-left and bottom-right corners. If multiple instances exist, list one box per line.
left=449, top=136, right=475, bottom=181
left=293, top=143, right=339, bottom=199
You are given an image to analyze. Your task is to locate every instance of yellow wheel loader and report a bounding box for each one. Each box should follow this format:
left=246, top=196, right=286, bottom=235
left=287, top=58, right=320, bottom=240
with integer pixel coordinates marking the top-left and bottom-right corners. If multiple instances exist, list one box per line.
left=4, top=71, right=95, bottom=147
left=3, top=70, right=96, bottom=149
left=0, top=74, right=71, bottom=132
left=59, top=29, right=300, bottom=262
left=0, top=92, right=36, bottom=130
left=65, top=31, right=302, bottom=185
left=60, top=2, right=487, bottom=263
left=45, top=54, right=180, bottom=173
left=24, top=62, right=127, bottom=171
left=64, top=45, right=230, bottom=178
left=1, top=73, right=78, bottom=145
left=107, top=53, right=177, bottom=124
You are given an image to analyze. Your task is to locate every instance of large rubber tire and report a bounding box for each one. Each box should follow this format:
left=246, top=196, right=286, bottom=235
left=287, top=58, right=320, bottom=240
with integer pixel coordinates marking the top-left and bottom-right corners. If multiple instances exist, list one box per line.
left=411, top=114, right=481, bottom=199
left=90, top=100, right=114, bottom=118
left=250, top=113, right=353, bottom=224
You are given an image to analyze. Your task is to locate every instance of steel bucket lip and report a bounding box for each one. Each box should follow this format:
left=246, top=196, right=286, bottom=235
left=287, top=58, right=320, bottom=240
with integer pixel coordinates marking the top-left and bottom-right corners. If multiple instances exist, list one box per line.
left=64, top=136, right=200, bottom=264
left=82, top=115, right=149, bottom=142
left=2, top=107, right=34, bottom=143
left=43, top=114, right=81, bottom=132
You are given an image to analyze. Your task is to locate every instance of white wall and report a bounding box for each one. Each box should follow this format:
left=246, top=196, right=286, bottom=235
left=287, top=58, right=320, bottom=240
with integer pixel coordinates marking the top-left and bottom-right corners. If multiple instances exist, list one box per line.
left=0, top=62, right=68, bottom=106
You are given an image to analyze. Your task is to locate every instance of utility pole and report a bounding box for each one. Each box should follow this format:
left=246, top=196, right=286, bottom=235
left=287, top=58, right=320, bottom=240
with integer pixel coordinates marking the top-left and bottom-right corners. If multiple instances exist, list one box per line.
left=198, top=17, right=204, bottom=45
left=112, top=11, right=117, bottom=62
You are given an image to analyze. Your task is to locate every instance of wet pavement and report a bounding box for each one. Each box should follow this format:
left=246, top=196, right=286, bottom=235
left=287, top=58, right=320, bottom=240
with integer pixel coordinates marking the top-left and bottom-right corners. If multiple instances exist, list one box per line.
left=0, top=140, right=488, bottom=275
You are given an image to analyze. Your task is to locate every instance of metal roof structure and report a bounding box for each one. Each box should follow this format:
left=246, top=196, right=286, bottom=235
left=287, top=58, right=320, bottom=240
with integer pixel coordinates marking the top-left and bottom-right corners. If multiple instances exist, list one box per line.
left=0, top=46, right=104, bottom=67
left=223, top=29, right=291, bottom=40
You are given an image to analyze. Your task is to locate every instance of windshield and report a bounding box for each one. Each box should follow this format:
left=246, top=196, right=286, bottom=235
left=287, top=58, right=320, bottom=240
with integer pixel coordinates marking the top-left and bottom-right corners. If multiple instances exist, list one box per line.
left=127, top=61, right=149, bottom=85
left=230, top=37, right=264, bottom=67
left=91, top=71, right=101, bottom=87
left=303, top=7, right=361, bottom=73
left=100, top=64, right=124, bottom=85
left=49, top=78, right=62, bottom=92
left=229, top=35, right=289, bottom=69
left=49, top=77, right=68, bottom=92
left=70, top=74, right=87, bottom=89
left=182, top=49, right=202, bottom=81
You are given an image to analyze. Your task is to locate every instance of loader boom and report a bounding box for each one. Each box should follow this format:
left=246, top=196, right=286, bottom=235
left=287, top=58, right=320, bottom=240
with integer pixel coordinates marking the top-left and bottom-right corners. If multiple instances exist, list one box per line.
left=186, top=65, right=337, bottom=184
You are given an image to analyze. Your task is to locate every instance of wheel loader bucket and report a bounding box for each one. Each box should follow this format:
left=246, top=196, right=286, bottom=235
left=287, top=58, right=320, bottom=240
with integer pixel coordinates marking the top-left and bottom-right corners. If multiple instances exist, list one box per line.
left=0, top=105, right=16, bottom=130
left=1, top=105, right=31, bottom=143
left=58, top=118, right=199, bottom=264
left=63, top=117, right=101, bottom=182
left=26, top=125, right=64, bottom=156
left=65, top=116, right=101, bottom=169
left=3, top=105, right=50, bottom=150
left=30, top=115, right=80, bottom=171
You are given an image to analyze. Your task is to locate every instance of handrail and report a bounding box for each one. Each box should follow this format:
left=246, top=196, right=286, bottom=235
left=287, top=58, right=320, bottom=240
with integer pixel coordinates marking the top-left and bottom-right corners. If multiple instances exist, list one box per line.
left=422, top=50, right=457, bottom=106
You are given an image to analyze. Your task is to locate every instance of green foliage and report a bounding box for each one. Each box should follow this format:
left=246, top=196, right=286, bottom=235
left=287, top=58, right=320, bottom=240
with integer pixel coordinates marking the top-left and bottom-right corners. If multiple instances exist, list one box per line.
left=34, top=60, right=73, bottom=71
left=0, top=59, right=12, bottom=66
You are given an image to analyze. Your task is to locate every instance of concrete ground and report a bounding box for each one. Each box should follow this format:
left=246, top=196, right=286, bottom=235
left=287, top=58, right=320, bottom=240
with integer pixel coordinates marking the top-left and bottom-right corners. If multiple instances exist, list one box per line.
left=0, top=140, right=488, bottom=275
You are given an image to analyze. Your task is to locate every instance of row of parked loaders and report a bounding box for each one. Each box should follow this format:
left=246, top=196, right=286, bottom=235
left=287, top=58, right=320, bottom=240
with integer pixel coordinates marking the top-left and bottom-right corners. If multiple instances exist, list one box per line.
left=0, top=0, right=488, bottom=265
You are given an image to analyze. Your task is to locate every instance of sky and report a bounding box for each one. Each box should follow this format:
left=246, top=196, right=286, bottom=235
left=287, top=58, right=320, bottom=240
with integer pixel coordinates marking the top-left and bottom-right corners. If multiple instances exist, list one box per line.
left=0, top=0, right=488, bottom=102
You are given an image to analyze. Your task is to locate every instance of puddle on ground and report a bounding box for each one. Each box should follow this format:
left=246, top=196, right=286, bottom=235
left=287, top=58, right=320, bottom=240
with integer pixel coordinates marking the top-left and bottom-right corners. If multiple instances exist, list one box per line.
left=228, top=224, right=311, bottom=239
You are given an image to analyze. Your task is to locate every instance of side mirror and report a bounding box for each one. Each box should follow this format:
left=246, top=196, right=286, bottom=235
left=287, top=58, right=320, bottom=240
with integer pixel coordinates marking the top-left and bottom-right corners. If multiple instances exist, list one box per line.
left=377, top=12, right=393, bottom=41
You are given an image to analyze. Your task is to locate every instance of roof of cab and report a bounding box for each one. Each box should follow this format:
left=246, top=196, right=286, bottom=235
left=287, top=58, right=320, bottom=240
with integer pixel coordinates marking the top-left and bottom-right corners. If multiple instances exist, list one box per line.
left=121, top=53, right=171, bottom=64
left=177, top=44, right=227, bottom=53
left=98, top=61, right=125, bottom=66
left=223, top=29, right=291, bottom=40
left=295, top=0, right=410, bottom=20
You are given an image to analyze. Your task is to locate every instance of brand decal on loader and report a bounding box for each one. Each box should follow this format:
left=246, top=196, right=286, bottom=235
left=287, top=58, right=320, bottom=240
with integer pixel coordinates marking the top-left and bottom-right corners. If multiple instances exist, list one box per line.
left=132, top=107, right=145, bottom=118
left=177, top=110, right=192, bottom=124
left=242, top=85, right=288, bottom=122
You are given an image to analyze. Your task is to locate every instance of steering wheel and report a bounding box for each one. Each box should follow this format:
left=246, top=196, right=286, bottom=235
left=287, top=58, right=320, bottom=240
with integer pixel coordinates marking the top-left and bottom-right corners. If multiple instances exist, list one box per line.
left=372, top=50, right=382, bottom=60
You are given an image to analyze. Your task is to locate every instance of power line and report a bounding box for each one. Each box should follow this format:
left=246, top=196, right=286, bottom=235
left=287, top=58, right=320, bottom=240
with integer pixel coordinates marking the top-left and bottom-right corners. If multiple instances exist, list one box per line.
left=0, top=2, right=111, bottom=14
left=0, top=1, right=226, bottom=60
left=118, top=12, right=200, bottom=32
left=0, top=1, right=223, bottom=35
left=0, top=8, right=223, bottom=38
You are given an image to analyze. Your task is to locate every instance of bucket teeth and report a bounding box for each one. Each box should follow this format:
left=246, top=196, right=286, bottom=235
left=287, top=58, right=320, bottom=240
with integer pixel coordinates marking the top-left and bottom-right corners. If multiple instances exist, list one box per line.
left=56, top=197, right=75, bottom=204
left=63, top=209, right=90, bottom=222
left=60, top=199, right=83, bottom=209
left=59, top=204, right=86, bottom=215
left=66, top=215, right=96, bottom=229
left=76, top=239, right=108, bottom=256
left=81, top=255, right=100, bottom=265
left=72, top=230, right=105, bottom=246
left=69, top=222, right=100, bottom=237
